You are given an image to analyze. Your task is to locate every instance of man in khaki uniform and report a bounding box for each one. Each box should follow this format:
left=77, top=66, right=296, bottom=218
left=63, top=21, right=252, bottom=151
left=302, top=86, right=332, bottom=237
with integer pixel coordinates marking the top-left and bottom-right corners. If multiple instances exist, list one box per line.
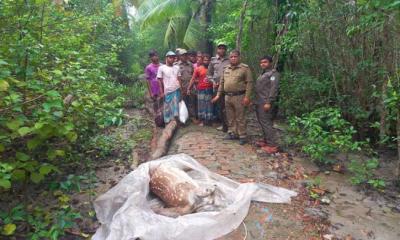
left=207, top=42, right=230, bottom=132
left=175, top=49, right=196, bottom=120
left=212, top=50, right=253, bottom=145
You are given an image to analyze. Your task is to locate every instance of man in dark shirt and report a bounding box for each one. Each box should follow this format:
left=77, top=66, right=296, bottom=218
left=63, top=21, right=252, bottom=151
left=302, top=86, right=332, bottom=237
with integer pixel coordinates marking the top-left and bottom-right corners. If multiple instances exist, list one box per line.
left=255, top=55, right=280, bottom=153
left=208, top=42, right=230, bottom=132
left=175, top=49, right=196, bottom=121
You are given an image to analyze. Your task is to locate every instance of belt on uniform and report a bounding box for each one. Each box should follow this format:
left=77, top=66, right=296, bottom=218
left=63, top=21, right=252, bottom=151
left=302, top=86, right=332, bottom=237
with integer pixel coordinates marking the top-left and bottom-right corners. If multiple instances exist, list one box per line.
left=225, top=90, right=246, bottom=96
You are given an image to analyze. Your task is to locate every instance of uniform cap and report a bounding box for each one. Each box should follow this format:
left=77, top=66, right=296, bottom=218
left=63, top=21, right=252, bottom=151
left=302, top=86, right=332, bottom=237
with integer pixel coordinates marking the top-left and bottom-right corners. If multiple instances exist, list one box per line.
left=165, top=51, right=176, bottom=57
left=179, top=49, right=188, bottom=55
left=175, top=48, right=183, bottom=55
left=216, top=41, right=227, bottom=48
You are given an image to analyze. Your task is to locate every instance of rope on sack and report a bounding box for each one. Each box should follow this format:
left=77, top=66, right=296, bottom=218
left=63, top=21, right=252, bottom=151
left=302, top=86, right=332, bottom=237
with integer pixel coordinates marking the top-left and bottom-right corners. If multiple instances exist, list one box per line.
left=242, top=222, right=248, bottom=240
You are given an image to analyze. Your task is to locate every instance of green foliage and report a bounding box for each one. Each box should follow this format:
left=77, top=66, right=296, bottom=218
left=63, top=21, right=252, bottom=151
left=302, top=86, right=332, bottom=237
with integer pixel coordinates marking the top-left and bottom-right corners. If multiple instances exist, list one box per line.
left=382, top=73, right=400, bottom=145
left=209, top=0, right=278, bottom=69
left=124, top=81, right=147, bottom=108
left=288, top=108, right=363, bottom=165
left=0, top=1, right=131, bottom=189
left=0, top=201, right=81, bottom=239
left=50, top=174, right=89, bottom=193
left=136, top=0, right=209, bottom=50
left=278, top=0, right=399, bottom=144
left=348, top=158, right=385, bottom=189
left=280, top=73, right=332, bottom=116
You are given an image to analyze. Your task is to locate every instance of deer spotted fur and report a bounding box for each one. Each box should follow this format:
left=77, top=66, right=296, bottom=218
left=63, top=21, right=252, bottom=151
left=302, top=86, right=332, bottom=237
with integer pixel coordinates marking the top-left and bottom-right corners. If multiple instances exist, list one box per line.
left=149, top=164, right=216, bottom=217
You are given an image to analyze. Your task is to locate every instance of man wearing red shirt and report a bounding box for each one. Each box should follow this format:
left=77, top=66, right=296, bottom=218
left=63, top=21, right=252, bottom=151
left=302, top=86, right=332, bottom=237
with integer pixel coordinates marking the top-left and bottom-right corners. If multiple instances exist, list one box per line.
left=187, top=54, right=213, bottom=126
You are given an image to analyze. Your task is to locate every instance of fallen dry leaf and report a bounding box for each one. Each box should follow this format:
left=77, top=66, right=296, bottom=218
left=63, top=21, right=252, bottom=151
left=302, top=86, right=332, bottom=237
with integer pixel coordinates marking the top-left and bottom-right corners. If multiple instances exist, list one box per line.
left=311, top=187, right=327, bottom=195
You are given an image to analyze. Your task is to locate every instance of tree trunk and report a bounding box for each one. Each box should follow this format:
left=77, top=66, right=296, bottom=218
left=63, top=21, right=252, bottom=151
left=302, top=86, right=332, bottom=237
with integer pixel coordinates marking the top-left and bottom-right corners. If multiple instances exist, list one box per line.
left=235, top=0, right=249, bottom=52
left=112, top=0, right=123, bottom=17
left=196, top=0, right=214, bottom=52
left=396, top=110, right=400, bottom=180
left=151, top=120, right=178, bottom=159
left=273, top=3, right=289, bottom=69
left=379, top=77, right=389, bottom=147
left=39, top=3, right=45, bottom=43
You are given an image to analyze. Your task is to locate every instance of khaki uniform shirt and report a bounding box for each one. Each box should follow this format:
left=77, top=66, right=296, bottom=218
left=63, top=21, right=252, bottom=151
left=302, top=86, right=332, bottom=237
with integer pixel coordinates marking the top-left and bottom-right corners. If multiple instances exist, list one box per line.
left=218, top=63, right=253, bottom=98
left=175, top=60, right=193, bottom=90
left=207, top=55, right=230, bottom=84
left=255, top=68, right=280, bottom=105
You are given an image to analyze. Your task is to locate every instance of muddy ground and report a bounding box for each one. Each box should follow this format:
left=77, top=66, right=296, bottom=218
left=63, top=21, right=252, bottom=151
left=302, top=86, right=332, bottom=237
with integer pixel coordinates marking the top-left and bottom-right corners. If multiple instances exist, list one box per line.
left=3, top=106, right=399, bottom=240
left=86, top=107, right=400, bottom=240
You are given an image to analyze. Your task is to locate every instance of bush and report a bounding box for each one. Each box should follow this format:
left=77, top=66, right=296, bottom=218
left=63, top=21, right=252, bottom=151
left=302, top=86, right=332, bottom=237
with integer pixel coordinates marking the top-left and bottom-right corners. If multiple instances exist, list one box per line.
left=123, top=81, right=147, bottom=108
left=0, top=2, right=129, bottom=190
left=280, top=73, right=333, bottom=117
left=287, top=107, right=363, bottom=165
left=348, top=158, right=385, bottom=189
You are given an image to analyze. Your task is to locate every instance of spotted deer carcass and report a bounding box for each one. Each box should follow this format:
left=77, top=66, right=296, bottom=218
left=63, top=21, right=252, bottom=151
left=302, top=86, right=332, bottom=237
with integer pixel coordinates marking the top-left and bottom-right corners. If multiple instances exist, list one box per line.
left=149, top=164, right=217, bottom=217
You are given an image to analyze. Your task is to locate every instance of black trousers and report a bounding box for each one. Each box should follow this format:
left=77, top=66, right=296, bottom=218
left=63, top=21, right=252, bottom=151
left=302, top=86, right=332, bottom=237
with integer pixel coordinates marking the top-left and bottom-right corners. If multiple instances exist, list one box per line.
left=256, top=104, right=278, bottom=145
left=183, top=93, right=197, bottom=119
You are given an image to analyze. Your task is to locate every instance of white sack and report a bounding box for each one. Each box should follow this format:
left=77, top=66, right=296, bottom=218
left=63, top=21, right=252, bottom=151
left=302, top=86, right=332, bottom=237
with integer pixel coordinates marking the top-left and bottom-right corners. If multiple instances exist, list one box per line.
left=178, top=100, right=188, bottom=124
left=93, top=154, right=297, bottom=240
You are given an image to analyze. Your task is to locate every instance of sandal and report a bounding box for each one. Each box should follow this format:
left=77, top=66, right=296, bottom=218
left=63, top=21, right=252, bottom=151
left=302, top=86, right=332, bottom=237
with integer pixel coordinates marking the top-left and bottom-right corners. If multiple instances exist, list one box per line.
left=261, top=145, right=279, bottom=154
left=254, top=140, right=267, bottom=147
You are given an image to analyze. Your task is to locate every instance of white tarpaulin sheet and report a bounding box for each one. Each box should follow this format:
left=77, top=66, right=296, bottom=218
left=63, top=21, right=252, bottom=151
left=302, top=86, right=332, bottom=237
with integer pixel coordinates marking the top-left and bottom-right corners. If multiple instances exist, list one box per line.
left=93, top=154, right=297, bottom=240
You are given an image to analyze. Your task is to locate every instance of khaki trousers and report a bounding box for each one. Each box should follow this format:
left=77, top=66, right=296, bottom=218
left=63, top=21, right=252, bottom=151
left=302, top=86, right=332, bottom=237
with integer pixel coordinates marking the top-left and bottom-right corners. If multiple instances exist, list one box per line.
left=225, top=95, right=247, bottom=138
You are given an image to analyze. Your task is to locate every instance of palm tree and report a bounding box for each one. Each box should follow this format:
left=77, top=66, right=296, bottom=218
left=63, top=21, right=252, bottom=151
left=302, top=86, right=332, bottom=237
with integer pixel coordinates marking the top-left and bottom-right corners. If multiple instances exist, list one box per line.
left=130, top=0, right=214, bottom=51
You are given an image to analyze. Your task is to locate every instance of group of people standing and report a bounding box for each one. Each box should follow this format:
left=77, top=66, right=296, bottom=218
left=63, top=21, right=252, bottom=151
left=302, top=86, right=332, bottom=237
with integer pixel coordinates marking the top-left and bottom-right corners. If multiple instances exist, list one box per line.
left=144, top=43, right=280, bottom=154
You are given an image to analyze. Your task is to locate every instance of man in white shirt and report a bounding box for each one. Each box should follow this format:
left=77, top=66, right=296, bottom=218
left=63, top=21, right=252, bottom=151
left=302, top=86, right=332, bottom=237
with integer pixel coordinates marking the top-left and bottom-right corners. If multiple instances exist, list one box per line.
left=157, top=51, right=182, bottom=124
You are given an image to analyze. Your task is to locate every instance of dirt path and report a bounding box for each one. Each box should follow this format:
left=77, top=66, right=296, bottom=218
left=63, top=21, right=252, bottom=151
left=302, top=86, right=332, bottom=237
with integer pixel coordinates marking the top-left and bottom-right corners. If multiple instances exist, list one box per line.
left=168, top=124, right=326, bottom=239
left=87, top=108, right=400, bottom=240
left=166, top=117, right=400, bottom=240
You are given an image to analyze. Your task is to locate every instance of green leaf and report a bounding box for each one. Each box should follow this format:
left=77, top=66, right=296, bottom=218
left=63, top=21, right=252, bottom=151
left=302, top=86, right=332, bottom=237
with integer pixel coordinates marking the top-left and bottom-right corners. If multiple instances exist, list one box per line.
left=0, top=144, right=4, bottom=152
left=138, top=0, right=190, bottom=29
left=71, top=101, right=80, bottom=107
left=64, top=122, right=74, bottom=132
left=183, top=17, right=205, bottom=49
left=11, top=169, right=26, bottom=181
left=55, top=150, right=65, bottom=157
left=16, top=152, right=30, bottom=161
left=2, top=223, right=16, bottom=236
left=52, top=69, right=63, bottom=76
left=27, top=137, right=42, bottom=150
left=47, top=149, right=64, bottom=160
left=6, top=119, right=23, bottom=131
left=17, top=127, right=32, bottom=136
left=39, top=165, right=55, bottom=176
left=388, top=1, right=400, bottom=9
left=42, top=100, right=63, bottom=112
left=66, top=131, right=78, bottom=142
left=34, top=122, right=44, bottom=129
left=30, top=172, right=44, bottom=184
left=0, top=79, right=9, bottom=91
left=46, top=90, right=61, bottom=98
left=53, top=111, right=64, bottom=118
left=0, top=179, right=11, bottom=189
